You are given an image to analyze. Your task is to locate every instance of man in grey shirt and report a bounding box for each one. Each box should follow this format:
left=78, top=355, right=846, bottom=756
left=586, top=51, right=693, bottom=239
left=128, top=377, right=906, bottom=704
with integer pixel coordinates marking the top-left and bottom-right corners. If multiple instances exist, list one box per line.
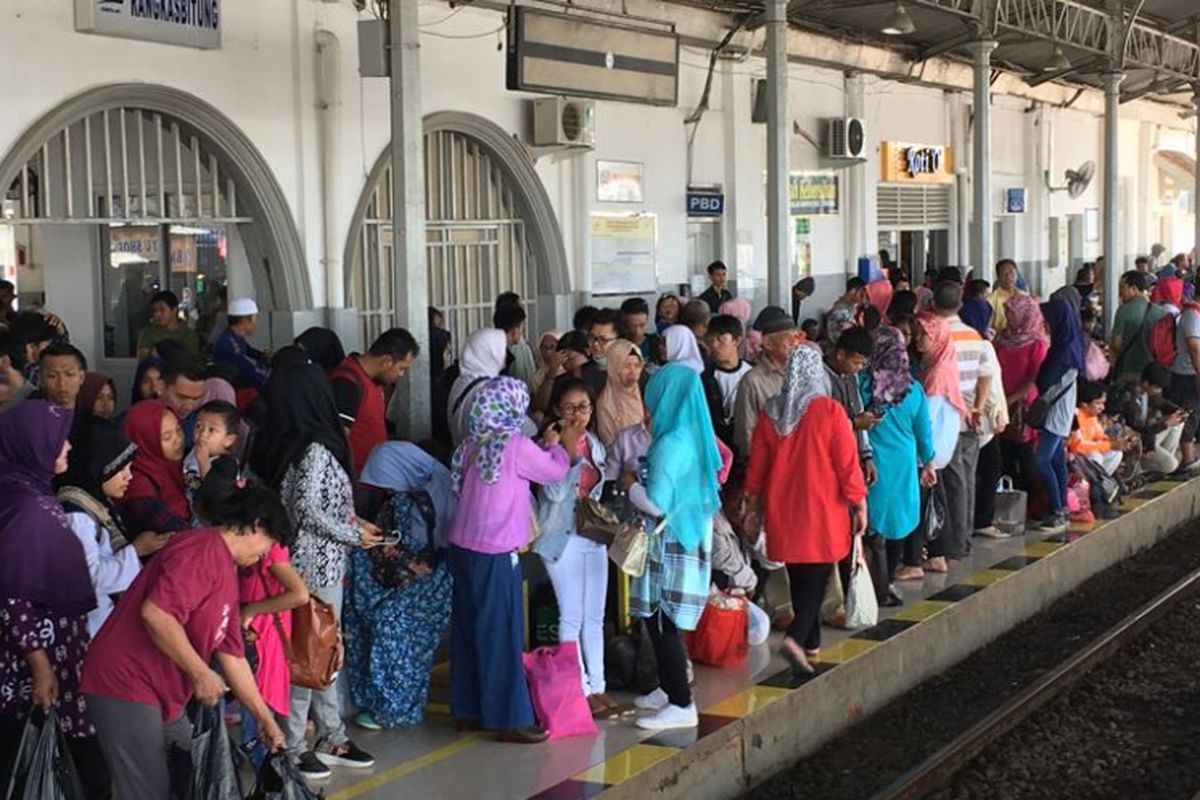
left=1166, top=302, right=1200, bottom=472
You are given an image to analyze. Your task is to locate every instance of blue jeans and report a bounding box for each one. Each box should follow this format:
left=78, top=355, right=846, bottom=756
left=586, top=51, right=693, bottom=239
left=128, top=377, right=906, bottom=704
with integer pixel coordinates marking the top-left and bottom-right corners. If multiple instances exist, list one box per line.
left=1035, top=432, right=1068, bottom=513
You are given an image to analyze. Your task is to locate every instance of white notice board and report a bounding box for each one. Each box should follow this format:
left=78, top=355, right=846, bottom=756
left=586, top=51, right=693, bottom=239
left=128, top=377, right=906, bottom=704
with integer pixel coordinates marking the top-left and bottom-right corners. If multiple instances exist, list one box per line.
left=590, top=213, right=657, bottom=295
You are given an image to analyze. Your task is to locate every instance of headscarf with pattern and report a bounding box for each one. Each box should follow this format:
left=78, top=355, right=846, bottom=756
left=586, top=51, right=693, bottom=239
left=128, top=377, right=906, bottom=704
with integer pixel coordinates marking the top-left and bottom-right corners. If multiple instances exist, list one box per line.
left=867, top=326, right=912, bottom=409
left=451, top=376, right=530, bottom=490
left=914, top=311, right=967, bottom=418
left=994, top=294, right=1047, bottom=350
left=764, top=343, right=827, bottom=437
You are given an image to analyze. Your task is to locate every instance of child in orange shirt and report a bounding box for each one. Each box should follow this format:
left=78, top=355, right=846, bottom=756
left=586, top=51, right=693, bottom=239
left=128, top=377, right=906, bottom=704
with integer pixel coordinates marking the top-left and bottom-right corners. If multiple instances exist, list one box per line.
left=1069, top=380, right=1136, bottom=476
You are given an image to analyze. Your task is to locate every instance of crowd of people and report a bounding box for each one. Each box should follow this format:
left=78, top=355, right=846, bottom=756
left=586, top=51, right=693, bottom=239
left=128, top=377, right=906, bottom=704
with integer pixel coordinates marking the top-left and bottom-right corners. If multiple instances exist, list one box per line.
left=1, top=246, right=1198, bottom=796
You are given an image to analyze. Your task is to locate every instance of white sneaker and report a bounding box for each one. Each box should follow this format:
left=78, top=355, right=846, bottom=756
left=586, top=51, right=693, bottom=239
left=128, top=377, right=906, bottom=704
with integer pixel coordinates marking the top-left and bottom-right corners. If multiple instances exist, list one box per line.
left=633, top=687, right=669, bottom=710
left=636, top=702, right=698, bottom=731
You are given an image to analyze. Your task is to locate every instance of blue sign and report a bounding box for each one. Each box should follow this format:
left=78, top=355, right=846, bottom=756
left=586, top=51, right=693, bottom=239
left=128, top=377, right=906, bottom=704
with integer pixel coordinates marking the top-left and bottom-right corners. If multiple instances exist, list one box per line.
left=687, top=192, right=724, bottom=217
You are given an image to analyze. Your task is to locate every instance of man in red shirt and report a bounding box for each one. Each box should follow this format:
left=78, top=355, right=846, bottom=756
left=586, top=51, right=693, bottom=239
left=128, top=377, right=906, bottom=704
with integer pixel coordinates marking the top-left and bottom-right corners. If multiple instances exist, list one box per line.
left=331, top=328, right=419, bottom=475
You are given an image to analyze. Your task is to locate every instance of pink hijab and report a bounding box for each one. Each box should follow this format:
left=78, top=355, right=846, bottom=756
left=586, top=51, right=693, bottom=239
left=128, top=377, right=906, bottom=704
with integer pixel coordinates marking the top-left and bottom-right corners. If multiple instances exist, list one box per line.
left=865, top=279, right=894, bottom=320
left=915, top=311, right=967, bottom=418
left=720, top=298, right=761, bottom=361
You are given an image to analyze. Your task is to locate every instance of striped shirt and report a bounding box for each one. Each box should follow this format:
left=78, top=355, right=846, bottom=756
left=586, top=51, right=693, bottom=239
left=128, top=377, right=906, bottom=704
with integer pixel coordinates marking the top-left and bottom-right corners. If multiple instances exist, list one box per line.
left=947, top=317, right=997, bottom=422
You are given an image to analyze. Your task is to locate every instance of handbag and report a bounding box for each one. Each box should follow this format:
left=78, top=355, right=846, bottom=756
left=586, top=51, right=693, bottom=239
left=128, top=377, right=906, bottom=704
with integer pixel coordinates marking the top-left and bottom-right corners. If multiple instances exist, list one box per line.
left=993, top=475, right=1028, bottom=536
left=368, top=491, right=441, bottom=590
left=1026, top=379, right=1073, bottom=430
left=575, top=497, right=622, bottom=546
left=843, top=538, right=879, bottom=630
left=608, top=520, right=650, bottom=576
left=688, top=592, right=749, bottom=668
left=283, top=594, right=343, bottom=691
left=521, top=642, right=598, bottom=740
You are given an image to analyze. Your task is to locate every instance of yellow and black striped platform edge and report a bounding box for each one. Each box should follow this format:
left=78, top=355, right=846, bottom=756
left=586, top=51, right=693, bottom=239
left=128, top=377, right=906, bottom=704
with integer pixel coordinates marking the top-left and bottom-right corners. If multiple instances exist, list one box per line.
left=526, top=476, right=1185, bottom=800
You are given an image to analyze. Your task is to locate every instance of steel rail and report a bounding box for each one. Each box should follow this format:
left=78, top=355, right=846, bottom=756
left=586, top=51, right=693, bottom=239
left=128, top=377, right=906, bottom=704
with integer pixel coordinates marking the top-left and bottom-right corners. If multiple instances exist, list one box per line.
left=871, top=564, right=1200, bottom=800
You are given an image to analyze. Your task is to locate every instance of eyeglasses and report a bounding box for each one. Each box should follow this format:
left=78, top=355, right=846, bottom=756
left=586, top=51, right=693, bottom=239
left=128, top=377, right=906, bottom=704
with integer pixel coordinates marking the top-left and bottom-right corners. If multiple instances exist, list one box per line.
left=560, top=402, right=593, bottom=414
left=590, top=335, right=618, bottom=345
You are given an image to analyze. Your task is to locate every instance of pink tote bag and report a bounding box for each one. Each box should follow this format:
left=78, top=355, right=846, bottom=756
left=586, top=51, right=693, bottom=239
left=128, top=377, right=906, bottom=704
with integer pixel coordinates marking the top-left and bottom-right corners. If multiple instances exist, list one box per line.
left=522, top=642, right=598, bottom=740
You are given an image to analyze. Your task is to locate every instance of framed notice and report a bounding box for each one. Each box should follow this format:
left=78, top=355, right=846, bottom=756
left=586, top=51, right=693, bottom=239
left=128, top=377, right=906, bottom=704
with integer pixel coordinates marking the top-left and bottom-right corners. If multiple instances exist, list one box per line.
left=1084, top=208, right=1100, bottom=242
left=597, top=160, right=644, bottom=203
left=590, top=213, right=657, bottom=295
left=789, top=172, right=839, bottom=216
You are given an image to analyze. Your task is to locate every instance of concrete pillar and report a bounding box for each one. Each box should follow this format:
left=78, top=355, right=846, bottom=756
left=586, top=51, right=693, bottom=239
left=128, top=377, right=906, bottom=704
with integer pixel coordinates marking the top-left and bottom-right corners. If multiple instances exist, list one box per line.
left=969, top=40, right=998, bottom=281
left=387, top=0, right=431, bottom=439
left=845, top=73, right=870, bottom=275
left=1102, top=71, right=1124, bottom=329
left=765, top=0, right=789, bottom=307
left=1195, top=88, right=1200, bottom=258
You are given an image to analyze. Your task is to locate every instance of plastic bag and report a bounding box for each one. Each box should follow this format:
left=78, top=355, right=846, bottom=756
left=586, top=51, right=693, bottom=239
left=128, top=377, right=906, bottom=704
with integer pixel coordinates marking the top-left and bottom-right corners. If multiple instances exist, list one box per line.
left=689, top=592, right=749, bottom=668
left=248, top=754, right=323, bottom=800
left=4, top=710, right=86, bottom=800
left=994, top=476, right=1028, bottom=536
left=843, top=540, right=879, bottom=630
left=522, top=642, right=597, bottom=740
left=187, top=705, right=243, bottom=800
left=746, top=601, right=770, bottom=647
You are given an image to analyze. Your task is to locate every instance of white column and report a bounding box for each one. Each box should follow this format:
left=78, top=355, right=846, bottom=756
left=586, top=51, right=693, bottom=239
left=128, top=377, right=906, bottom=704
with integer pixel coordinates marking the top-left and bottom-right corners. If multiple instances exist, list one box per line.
left=1102, top=71, right=1124, bottom=330
left=969, top=40, right=998, bottom=281
left=845, top=72, right=870, bottom=275
left=765, top=0, right=789, bottom=307
left=1195, top=88, right=1200, bottom=259
left=388, top=0, right=430, bottom=439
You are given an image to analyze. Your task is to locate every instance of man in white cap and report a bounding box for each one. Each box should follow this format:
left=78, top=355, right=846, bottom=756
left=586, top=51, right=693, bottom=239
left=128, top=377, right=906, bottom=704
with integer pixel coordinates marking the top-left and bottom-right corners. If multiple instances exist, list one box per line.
left=212, top=297, right=270, bottom=390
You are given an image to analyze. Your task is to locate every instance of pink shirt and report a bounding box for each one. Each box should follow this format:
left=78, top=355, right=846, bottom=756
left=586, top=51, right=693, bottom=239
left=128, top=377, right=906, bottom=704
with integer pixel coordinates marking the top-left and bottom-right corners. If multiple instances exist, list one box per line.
left=995, top=339, right=1049, bottom=444
left=449, top=436, right=570, bottom=554
left=238, top=543, right=292, bottom=716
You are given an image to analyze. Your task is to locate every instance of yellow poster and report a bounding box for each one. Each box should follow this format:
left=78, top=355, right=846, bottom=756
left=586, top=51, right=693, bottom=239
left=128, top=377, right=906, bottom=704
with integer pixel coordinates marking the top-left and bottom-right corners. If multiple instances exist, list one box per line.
left=590, top=214, right=657, bottom=295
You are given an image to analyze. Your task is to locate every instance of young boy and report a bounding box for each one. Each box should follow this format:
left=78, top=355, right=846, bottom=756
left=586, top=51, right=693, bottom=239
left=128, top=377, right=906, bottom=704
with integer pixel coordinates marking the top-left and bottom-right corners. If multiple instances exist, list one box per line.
left=702, top=314, right=752, bottom=452
left=184, top=399, right=242, bottom=518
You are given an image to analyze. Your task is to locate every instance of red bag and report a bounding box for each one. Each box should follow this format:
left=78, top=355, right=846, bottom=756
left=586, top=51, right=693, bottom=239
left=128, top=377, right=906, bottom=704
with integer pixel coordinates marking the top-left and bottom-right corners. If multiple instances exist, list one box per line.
left=689, top=593, right=749, bottom=669
left=522, top=642, right=597, bottom=740
left=1148, top=303, right=1200, bottom=367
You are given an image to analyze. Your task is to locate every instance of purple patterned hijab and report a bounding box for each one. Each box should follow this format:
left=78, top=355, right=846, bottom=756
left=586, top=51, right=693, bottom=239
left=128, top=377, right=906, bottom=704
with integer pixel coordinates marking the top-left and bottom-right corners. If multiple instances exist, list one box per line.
left=0, top=400, right=96, bottom=615
left=867, top=326, right=912, bottom=409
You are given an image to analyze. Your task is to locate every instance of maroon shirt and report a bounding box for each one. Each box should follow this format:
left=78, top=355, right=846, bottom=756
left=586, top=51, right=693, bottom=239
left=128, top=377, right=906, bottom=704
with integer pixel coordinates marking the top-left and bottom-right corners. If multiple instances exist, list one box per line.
left=81, top=529, right=244, bottom=721
left=331, top=355, right=387, bottom=476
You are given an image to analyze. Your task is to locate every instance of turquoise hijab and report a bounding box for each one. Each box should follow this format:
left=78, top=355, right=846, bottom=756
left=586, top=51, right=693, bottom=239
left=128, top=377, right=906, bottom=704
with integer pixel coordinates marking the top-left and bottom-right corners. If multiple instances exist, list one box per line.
left=643, top=364, right=722, bottom=553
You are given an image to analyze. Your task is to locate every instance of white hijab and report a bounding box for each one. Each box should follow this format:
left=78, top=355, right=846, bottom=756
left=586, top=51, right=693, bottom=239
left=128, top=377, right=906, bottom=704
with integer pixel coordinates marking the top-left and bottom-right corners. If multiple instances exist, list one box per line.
left=664, top=325, right=705, bottom=374
left=448, top=329, right=508, bottom=445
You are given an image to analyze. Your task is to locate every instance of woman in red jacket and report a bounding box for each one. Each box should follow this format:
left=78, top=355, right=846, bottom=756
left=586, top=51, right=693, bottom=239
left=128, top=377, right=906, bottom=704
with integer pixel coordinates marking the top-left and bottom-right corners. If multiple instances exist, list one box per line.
left=744, top=344, right=868, bottom=675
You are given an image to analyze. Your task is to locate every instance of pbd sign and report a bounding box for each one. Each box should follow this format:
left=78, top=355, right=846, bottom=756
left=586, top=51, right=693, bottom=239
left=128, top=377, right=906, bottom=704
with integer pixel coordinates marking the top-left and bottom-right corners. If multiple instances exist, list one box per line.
left=686, top=192, right=724, bottom=217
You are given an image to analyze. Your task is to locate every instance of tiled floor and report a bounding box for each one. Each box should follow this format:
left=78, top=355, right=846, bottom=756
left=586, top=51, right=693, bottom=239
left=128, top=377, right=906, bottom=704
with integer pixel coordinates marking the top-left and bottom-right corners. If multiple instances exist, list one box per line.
left=316, top=478, right=1182, bottom=800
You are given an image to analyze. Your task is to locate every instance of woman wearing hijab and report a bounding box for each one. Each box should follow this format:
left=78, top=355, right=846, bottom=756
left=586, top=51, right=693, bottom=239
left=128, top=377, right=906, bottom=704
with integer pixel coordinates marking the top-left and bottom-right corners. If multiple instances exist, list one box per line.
left=663, top=324, right=705, bottom=374
left=1033, top=298, right=1084, bottom=533
left=0, top=401, right=106, bottom=795
left=250, top=359, right=380, bottom=778
left=620, top=364, right=722, bottom=731
left=448, top=377, right=570, bottom=743
left=528, top=329, right=566, bottom=415
left=448, top=328, right=509, bottom=446
left=344, top=442, right=455, bottom=730
left=864, top=279, right=894, bottom=324
left=120, top=399, right=190, bottom=535
left=744, top=346, right=867, bottom=675
left=595, top=339, right=644, bottom=447
left=960, top=293, right=994, bottom=338
left=720, top=298, right=760, bottom=361
left=295, top=326, right=347, bottom=373
left=912, top=311, right=967, bottom=573
left=76, top=372, right=118, bottom=422
left=994, top=295, right=1049, bottom=491
left=860, top=327, right=937, bottom=585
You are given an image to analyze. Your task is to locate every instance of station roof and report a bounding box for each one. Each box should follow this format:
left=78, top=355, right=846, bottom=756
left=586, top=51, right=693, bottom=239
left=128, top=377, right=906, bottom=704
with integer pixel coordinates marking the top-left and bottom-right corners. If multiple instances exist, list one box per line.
left=664, top=0, right=1200, bottom=105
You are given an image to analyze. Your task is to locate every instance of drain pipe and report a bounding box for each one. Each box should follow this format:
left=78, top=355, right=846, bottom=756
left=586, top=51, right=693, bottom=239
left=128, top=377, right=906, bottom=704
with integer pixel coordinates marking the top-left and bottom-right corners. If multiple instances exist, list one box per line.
left=316, top=28, right=343, bottom=311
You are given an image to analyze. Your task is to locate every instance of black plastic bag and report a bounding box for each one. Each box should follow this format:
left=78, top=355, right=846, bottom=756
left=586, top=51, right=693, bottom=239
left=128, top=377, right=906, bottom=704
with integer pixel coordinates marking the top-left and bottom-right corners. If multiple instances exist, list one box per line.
left=920, top=481, right=948, bottom=543
left=249, top=754, right=324, bottom=800
left=4, top=710, right=86, bottom=800
left=186, top=705, right=242, bottom=800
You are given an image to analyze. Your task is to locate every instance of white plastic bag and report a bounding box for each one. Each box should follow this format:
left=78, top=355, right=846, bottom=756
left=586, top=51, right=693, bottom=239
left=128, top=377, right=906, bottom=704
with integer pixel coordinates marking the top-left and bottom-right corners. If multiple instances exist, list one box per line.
left=843, top=539, right=879, bottom=630
left=746, top=601, right=771, bottom=646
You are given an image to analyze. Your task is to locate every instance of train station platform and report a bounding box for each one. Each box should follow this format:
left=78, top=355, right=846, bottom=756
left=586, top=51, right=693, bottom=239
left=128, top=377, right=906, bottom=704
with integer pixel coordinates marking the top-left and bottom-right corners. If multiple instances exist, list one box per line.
left=319, top=475, right=1200, bottom=800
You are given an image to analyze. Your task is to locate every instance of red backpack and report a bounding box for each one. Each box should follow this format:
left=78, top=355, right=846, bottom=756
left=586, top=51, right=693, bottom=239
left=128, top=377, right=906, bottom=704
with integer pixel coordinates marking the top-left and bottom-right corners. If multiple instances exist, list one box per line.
left=1148, top=303, right=1200, bottom=367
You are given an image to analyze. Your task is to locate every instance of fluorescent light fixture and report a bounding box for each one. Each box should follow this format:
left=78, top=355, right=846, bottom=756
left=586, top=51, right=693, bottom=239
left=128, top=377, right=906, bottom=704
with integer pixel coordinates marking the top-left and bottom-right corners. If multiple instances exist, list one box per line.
left=882, top=2, right=915, bottom=36
left=1045, top=43, right=1071, bottom=72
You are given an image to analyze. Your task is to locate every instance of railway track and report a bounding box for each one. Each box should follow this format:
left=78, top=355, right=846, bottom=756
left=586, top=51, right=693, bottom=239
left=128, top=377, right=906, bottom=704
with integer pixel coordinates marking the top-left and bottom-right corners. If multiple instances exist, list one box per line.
left=870, top=565, right=1200, bottom=800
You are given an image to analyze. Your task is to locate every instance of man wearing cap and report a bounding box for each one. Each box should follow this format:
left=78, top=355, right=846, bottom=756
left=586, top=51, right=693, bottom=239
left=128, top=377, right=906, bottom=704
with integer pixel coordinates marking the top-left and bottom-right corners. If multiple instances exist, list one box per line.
left=733, top=306, right=801, bottom=460
left=212, top=297, right=270, bottom=391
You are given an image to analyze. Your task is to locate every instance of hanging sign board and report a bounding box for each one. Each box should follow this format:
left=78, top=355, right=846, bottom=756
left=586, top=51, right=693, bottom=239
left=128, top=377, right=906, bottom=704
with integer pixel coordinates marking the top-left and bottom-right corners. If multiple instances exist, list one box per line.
left=590, top=213, right=657, bottom=295
left=880, top=141, right=955, bottom=184
left=789, top=172, right=839, bottom=216
left=75, top=0, right=221, bottom=50
left=686, top=191, right=724, bottom=217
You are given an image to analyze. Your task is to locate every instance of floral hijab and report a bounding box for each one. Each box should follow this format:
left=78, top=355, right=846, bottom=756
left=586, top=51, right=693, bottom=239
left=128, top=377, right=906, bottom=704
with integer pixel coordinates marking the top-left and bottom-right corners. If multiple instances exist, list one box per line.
left=867, top=326, right=912, bottom=409
left=994, top=294, right=1047, bottom=350
left=765, top=343, right=827, bottom=437
left=450, top=376, right=529, bottom=490
left=914, top=312, right=967, bottom=418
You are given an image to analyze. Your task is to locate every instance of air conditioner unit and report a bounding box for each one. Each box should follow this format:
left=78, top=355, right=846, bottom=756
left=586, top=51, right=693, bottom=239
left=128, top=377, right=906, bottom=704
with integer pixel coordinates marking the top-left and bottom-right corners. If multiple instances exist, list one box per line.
left=825, top=117, right=867, bottom=160
left=531, top=97, right=596, bottom=148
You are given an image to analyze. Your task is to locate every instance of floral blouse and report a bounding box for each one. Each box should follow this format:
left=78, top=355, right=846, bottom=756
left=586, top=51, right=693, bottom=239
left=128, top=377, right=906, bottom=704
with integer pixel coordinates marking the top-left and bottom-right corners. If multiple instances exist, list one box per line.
left=280, top=443, right=362, bottom=588
left=0, top=598, right=93, bottom=737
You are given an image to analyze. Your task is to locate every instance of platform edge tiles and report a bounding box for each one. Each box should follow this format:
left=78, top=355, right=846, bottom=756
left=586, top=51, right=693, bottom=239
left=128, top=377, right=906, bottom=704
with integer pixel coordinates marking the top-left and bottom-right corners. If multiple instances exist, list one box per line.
left=552, top=477, right=1200, bottom=800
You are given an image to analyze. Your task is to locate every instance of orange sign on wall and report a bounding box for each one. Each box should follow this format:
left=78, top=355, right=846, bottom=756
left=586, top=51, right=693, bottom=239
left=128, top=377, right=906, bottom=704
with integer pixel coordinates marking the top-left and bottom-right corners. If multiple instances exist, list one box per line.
left=880, top=141, right=955, bottom=184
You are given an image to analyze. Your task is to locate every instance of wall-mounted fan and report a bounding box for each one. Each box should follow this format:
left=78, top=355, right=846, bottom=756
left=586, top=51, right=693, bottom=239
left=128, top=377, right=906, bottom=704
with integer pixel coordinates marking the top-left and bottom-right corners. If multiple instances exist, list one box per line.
left=1045, top=160, right=1096, bottom=199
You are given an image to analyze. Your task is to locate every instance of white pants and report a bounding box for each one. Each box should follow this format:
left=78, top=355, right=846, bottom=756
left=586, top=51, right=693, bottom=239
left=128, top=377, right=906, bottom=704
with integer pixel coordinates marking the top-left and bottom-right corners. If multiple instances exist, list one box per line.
left=1143, top=423, right=1184, bottom=474
left=1087, top=449, right=1124, bottom=477
left=543, top=535, right=608, bottom=695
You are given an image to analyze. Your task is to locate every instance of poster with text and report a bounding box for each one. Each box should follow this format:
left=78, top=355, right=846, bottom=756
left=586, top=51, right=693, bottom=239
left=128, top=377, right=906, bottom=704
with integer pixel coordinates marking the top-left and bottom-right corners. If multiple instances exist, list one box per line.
left=590, top=214, right=657, bottom=295
left=793, top=217, right=812, bottom=278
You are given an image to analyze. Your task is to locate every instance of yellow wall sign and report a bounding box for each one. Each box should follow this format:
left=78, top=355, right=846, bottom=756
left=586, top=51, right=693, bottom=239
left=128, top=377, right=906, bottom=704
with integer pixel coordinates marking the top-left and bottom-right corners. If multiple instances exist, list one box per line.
left=880, top=141, right=955, bottom=184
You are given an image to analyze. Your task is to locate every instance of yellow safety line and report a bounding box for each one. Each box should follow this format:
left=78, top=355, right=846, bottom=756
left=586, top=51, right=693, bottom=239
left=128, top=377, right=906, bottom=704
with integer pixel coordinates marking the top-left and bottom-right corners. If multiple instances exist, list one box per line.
left=326, top=733, right=485, bottom=800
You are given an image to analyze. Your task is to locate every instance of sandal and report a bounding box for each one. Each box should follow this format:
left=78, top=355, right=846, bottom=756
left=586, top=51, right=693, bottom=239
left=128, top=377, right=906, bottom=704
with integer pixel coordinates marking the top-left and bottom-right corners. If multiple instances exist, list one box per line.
left=923, top=557, right=949, bottom=573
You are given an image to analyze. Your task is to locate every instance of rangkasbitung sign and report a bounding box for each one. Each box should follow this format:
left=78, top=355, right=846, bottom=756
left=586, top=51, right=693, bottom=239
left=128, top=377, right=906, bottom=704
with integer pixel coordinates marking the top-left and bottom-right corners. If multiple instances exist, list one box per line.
left=75, top=0, right=221, bottom=50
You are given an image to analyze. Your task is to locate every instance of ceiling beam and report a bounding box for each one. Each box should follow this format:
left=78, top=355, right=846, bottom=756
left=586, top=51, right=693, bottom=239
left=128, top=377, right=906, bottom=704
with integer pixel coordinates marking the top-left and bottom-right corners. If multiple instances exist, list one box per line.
left=917, top=31, right=978, bottom=61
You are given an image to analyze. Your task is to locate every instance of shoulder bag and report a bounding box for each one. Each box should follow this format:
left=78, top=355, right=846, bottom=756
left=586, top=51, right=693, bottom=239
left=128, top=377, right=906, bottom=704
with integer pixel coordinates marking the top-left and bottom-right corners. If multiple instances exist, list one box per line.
left=256, top=567, right=343, bottom=691
left=58, top=486, right=130, bottom=551
left=1026, top=378, right=1074, bottom=431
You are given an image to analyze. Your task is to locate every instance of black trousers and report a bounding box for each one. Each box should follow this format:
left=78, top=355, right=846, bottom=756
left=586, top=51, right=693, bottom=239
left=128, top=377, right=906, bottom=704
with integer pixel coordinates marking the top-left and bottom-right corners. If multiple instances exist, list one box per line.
left=974, top=437, right=1003, bottom=530
left=645, top=611, right=691, bottom=708
left=885, top=529, right=923, bottom=577
left=784, top=562, right=833, bottom=652
left=999, top=436, right=1038, bottom=492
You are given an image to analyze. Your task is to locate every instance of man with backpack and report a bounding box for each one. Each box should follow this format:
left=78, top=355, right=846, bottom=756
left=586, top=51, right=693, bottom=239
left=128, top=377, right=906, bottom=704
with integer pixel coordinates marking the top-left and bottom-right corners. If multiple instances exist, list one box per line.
left=1160, top=294, right=1200, bottom=473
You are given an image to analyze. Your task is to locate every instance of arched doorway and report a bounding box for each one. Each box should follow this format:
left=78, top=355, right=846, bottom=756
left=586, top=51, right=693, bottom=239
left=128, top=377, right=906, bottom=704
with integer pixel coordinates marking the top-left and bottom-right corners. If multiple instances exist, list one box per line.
left=0, top=84, right=309, bottom=367
left=346, top=111, right=569, bottom=349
